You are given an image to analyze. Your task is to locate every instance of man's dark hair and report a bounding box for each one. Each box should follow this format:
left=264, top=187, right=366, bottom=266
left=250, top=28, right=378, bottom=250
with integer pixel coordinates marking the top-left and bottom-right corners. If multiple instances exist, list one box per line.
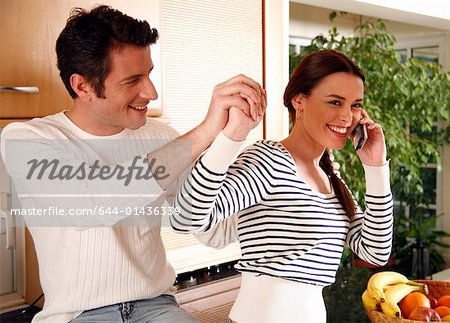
left=56, top=5, right=159, bottom=99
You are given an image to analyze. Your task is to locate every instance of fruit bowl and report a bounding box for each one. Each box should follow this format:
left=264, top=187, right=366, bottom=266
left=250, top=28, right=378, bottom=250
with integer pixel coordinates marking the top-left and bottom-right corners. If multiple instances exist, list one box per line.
left=365, top=280, right=450, bottom=322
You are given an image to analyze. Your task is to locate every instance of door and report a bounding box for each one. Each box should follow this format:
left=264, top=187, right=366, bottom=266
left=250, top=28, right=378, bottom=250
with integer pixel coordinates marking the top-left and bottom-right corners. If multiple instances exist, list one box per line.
left=0, top=0, right=73, bottom=119
left=0, top=0, right=160, bottom=308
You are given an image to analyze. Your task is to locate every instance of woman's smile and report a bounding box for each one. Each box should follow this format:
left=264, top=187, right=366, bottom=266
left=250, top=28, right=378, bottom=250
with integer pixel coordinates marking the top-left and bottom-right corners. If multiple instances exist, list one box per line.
left=327, top=124, right=348, bottom=138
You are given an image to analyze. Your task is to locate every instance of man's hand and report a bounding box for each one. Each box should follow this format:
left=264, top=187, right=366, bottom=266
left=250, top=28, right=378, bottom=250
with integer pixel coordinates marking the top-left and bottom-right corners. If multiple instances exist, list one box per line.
left=146, top=75, right=265, bottom=190
left=199, top=74, right=265, bottom=142
left=223, top=90, right=266, bottom=141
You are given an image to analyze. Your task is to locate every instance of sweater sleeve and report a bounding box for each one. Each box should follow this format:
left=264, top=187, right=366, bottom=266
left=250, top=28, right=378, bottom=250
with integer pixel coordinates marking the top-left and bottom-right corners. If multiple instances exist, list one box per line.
left=346, top=162, right=394, bottom=266
left=194, top=213, right=239, bottom=249
left=171, top=132, right=270, bottom=234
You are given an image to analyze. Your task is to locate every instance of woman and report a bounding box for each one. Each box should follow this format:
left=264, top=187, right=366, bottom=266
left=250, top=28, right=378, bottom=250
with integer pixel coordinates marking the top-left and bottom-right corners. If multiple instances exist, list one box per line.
left=171, top=50, right=393, bottom=322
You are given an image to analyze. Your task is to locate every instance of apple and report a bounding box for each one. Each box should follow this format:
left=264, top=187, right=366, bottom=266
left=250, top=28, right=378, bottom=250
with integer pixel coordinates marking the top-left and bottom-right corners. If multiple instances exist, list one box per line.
left=409, top=307, right=442, bottom=322
left=429, top=297, right=440, bottom=309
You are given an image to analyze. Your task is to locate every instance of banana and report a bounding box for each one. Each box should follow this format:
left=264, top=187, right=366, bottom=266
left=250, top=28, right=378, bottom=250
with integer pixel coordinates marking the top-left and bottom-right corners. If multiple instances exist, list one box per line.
left=367, top=271, right=426, bottom=303
left=380, top=283, right=424, bottom=318
left=362, top=289, right=380, bottom=311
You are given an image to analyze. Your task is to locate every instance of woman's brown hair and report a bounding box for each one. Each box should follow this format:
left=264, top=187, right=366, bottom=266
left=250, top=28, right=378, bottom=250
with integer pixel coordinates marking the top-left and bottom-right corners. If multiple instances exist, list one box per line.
left=283, top=50, right=365, bottom=219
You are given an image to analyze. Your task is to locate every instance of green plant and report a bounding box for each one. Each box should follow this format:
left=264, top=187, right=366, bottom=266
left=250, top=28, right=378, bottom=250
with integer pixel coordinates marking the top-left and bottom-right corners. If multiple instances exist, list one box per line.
left=323, top=267, right=372, bottom=322
left=393, top=211, right=450, bottom=277
left=289, top=13, right=450, bottom=272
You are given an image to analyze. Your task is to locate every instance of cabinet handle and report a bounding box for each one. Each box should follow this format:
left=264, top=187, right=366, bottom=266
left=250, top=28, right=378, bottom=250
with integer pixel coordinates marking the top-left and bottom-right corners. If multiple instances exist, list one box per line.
left=0, top=86, right=39, bottom=94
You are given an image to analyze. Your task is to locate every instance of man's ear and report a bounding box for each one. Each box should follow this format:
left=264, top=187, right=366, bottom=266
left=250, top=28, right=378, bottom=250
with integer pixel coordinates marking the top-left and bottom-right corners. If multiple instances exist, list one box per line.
left=70, top=74, right=94, bottom=101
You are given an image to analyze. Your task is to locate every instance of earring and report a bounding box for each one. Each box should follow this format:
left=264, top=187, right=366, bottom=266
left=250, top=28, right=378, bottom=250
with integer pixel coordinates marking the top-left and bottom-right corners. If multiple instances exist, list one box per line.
left=296, top=109, right=303, bottom=121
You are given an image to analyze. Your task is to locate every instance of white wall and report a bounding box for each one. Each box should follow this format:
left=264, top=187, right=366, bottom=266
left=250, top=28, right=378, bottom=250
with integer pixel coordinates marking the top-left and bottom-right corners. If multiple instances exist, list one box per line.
left=441, top=33, right=450, bottom=263
left=290, top=2, right=354, bottom=39
left=290, top=0, right=450, bottom=31
left=264, top=0, right=290, bottom=141
left=289, top=2, right=444, bottom=40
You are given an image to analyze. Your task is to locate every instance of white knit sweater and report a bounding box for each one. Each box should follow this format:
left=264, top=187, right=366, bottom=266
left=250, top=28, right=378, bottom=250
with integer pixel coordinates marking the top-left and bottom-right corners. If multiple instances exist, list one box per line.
left=1, top=112, right=179, bottom=322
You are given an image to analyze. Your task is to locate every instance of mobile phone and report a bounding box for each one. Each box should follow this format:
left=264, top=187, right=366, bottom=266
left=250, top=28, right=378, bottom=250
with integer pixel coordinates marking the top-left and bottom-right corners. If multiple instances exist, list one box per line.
left=352, top=123, right=368, bottom=151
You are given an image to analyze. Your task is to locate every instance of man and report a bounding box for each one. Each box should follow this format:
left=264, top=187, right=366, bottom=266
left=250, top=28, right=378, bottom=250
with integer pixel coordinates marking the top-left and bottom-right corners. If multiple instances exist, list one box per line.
left=1, top=5, right=265, bottom=322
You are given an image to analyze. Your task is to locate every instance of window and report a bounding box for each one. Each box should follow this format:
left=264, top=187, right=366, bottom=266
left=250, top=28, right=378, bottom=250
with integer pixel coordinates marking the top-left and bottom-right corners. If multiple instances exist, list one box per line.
left=395, top=36, right=445, bottom=228
left=289, top=36, right=312, bottom=56
left=160, top=0, right=263, bottom=275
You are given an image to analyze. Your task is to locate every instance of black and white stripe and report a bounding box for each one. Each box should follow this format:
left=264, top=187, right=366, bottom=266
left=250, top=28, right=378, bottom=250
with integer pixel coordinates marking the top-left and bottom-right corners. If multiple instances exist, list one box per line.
left=172, top=140, right=393, bottom=286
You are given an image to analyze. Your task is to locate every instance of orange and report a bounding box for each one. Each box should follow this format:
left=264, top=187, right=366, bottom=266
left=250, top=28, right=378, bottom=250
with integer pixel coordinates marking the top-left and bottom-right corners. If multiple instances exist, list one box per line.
left=442, top=314, right=450, bottom=321
left=439, top=295, right=450, bottom=308
left=435, top=306, right=450, bottom=318
left=399, top=291, right=431, bottom=318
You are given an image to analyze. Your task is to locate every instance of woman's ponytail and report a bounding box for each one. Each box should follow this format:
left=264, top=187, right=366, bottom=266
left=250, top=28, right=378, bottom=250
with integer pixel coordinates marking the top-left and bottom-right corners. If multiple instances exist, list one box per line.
left=319, top=150, right=356, bottom=219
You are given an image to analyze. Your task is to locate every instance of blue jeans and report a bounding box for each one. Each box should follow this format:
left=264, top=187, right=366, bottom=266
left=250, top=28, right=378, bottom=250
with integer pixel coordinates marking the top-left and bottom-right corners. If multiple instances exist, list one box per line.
left=71, top=295, right=199, bottom=322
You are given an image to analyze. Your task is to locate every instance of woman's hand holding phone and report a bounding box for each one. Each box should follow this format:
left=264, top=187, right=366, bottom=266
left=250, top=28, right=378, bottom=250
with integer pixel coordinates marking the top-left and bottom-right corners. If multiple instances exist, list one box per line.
left=352, top=123, right=367, bottom=151
left=353, top=109, right=387, bottom=167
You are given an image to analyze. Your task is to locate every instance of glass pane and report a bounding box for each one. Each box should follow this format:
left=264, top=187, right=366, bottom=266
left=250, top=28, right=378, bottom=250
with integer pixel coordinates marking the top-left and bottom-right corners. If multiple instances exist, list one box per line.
left=410, top=125, right=438, bottom=164
left=289, top=44, right=297, bottom=56
left=397, top=49, right=408, bottom=63
left=412, top=47, right=439, bottom=77
left=421, top=167, right=437, bottom=205
left=412, top=46, right=439, bottom=63
left=393, top=203, right=403, bottom=215
left=299, top=45, right=309, bottom=53
left=415, top=207, right=436, bottom=220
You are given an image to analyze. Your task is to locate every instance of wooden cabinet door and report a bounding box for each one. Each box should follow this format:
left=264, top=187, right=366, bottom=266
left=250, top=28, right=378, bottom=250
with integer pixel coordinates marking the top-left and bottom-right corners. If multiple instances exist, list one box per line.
left=0, top=0, right=158, bottom=119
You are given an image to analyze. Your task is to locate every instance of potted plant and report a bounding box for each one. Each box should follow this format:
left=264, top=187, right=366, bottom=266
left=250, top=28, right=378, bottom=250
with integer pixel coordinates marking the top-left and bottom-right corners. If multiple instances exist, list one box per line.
left=393, top=209, right=450, bottom=278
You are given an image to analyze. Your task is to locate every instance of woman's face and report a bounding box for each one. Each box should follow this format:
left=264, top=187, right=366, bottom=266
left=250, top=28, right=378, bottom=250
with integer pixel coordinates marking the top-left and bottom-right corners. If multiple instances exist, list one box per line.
left=292, top=72, right=364, bottom=150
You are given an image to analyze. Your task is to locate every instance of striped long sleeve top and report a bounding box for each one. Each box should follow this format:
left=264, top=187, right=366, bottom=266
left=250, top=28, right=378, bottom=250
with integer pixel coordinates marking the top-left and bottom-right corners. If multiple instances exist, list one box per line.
left=172, top=132, right=394, bottom=286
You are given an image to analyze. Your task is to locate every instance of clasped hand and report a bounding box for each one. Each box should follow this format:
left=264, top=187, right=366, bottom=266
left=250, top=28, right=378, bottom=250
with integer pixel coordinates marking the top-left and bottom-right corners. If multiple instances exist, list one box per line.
left=202, top=74, right=267, bottom=142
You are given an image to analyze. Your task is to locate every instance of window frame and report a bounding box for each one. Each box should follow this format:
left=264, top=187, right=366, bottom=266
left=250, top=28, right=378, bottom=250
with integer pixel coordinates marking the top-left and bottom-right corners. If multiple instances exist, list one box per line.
left=395, top=34, right=446, bottom=229
left=289, top=36, right=312, bottom=56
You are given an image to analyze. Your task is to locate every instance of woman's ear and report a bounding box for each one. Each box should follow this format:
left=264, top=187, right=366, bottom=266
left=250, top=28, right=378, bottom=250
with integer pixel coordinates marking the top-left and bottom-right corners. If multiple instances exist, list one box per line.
left=291, top=94, right=305, bottom=121
left=291, top=94, right=303, bottom=110
left=70, top=73, right=94, bottom=101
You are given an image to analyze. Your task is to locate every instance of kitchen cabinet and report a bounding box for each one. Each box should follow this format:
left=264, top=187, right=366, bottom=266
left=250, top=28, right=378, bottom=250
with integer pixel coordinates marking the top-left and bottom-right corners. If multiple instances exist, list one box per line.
left=1, top=1, right=73, bottom=119
left=176, top=275, right=241, bottom=323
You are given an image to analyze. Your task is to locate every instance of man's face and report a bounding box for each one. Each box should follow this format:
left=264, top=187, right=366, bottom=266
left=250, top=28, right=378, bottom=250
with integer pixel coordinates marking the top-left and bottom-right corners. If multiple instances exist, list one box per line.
left=87, top=44, right=157, bottom=135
